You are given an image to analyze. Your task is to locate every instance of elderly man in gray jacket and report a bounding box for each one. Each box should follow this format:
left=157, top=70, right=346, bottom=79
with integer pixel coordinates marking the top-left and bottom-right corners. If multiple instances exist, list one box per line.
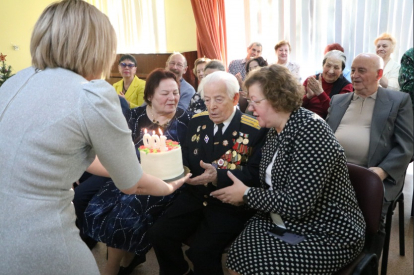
left=326, top=53, right=413, bottom=259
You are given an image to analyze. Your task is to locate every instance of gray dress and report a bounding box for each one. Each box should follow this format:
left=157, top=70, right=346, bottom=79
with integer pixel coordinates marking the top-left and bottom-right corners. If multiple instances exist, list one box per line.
left=0, top=67, right=142, bottom=274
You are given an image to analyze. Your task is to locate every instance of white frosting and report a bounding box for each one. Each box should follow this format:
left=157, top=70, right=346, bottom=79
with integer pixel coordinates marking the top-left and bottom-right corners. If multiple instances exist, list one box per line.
left=140, top=147, right=184, bottom=180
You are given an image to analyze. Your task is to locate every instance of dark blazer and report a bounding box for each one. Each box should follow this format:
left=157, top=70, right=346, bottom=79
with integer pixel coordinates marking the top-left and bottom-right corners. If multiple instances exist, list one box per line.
left=165, top=109, right=267, bottom=233
left=326, top=87, right=413, bottom=201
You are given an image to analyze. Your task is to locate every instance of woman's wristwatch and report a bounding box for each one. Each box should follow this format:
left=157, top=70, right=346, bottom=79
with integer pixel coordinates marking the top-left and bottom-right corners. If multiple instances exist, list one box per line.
left=243, top=187, right=251, bottom=204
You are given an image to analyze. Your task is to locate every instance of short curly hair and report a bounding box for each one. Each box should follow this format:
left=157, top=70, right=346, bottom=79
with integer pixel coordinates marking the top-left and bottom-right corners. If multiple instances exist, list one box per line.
left=244, top=64, right=303, bottom=113
left=374, top=33, right=397, bottom=48
left=274, top=40, right=292, bottom=52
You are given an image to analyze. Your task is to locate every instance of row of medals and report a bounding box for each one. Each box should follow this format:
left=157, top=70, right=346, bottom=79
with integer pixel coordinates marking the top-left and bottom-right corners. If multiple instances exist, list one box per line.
left=213, top=133, right=252, bottom=170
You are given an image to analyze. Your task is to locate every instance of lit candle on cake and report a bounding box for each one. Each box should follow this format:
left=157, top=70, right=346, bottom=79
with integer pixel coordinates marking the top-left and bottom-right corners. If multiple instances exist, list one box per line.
left=151, top=130, right=160, bottom=149
left=159, top=128, right=167, bottom=152
left=143, top=129, right=152, bottom=147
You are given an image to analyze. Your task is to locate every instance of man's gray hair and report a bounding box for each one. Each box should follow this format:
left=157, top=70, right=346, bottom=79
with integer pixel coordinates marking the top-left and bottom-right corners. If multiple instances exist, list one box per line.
left=248, top=42, right=262, bottom=49
left=198, top=71, right=239, bottom=99
left=323, top=50, right=347, bottom=70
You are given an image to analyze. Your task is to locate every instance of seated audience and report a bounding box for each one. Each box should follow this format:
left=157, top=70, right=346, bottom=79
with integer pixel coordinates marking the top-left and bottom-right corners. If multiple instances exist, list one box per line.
left=193, top=57, right=211, bottom=87
left=75, top=69, right=191, bottom=275
left=326, top=53, right=413, bottom=259
left=316, top=43, right=352, bottom=82
left=148, top=71, right=267, bottom=275
left=211, top=64, right=365, bottom=274
left=302, top=50, right=353, bottom=118
left=165, top=52, right=196, bottom=110
left=375, top=32, right=400, bottom=90
left=399, top=47, right=414, bottom=111
left=187, top=59, right=226, bottom=115
left=274, top=40, right=301, bottom=83
left=113, top=54, right=146, bottom=108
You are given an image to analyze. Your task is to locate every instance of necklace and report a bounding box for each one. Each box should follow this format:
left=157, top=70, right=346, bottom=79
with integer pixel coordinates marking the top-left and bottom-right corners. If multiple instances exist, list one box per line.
left=148, top=106, right=172, bottom=128
left=122, top=83, right=127, bottom=95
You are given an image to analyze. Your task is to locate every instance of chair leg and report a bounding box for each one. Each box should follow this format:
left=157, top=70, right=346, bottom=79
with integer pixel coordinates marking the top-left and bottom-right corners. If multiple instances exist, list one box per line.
left=398, top=194, right=405, bottom=256
left=381, top=202, right=394, bottom=275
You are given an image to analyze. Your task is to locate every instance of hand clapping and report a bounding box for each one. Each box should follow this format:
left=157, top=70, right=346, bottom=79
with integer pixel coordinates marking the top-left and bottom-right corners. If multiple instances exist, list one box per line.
left=306, top=76, right=324, bottom=98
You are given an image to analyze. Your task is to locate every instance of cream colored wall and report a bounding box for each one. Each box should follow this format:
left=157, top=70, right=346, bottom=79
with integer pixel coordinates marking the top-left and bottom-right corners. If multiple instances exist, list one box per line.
left=164, top=0, right=197, bottom=53
left=0, top=0, right=196, bottom=74
left=0, top=0, right=55, bottom=73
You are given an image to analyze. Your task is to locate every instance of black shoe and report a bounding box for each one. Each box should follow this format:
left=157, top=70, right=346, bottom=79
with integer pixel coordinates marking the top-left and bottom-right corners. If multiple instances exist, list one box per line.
left=118, top=254, right=146, bottom=275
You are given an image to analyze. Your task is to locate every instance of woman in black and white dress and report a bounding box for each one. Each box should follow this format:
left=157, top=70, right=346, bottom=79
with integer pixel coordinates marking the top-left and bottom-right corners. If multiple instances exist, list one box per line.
left=211, top=64, right=365, bottom=274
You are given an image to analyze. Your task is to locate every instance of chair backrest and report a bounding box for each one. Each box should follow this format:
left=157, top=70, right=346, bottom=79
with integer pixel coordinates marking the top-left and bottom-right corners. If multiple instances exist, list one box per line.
left=347, top=163, right=384, bottom=234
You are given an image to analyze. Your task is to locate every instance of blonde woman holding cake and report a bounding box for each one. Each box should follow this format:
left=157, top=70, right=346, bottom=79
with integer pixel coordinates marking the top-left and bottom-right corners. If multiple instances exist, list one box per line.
left=80, top=68, right=191, bottom=275
left=0, top=2, right=190, bottom=275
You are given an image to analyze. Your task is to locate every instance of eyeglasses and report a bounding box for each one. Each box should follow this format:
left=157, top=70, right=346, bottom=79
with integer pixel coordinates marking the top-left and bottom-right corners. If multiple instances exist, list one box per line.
left=246, top=98, right=266, bottom=107
left=120, top=63, right=136, bottom=68
left=168, top=62, right=185, bottom=69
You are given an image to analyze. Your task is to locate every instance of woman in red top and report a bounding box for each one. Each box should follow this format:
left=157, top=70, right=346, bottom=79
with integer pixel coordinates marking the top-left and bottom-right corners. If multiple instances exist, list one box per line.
left=302, top=50, right=353, bottom=118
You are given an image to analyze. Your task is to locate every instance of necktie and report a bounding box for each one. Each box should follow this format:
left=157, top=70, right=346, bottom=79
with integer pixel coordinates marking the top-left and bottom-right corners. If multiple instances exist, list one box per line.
left=214, top=123, right=224, bottom=148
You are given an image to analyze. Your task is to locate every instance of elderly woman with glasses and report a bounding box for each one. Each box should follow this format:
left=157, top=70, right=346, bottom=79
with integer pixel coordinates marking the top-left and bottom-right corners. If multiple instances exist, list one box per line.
left=211, top=64, right=365, bottom=274
left=113, top=54, right=146, bottom=108
left=302, top=50, right=353, bottom=119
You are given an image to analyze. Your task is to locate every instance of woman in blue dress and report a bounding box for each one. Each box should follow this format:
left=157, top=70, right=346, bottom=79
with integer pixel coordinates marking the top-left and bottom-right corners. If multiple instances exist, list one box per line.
left=83, top=69, right=191, bottom=275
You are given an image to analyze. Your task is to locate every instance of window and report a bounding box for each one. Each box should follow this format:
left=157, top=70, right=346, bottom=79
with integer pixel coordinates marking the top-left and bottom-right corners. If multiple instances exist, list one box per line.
left=86, top=0, right=166, bottom=53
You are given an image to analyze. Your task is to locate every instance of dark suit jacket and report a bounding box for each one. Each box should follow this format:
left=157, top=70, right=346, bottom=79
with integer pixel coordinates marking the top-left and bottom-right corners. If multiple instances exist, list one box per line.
left=165, top=109, right=267, bottom=233
left=326, top=87, right=413, bottom=201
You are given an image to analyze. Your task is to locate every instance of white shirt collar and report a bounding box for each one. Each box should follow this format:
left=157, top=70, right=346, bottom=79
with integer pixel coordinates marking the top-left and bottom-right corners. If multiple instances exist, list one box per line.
left=214, top=106, right=237, bottom=134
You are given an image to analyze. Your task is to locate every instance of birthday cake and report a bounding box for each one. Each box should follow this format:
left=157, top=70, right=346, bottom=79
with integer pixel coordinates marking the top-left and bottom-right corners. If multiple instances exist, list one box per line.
left=138, top=140, right=184, bottom=181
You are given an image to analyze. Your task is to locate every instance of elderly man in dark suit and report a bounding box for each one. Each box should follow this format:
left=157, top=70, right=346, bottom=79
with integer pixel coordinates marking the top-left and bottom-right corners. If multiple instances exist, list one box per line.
left=326, top=53, right=413, bottom=258
left=148, top=71, right=266, bottom=275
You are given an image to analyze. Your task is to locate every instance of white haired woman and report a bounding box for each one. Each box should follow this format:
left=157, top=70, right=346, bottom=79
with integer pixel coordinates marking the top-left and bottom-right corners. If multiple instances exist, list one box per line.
left=302, top=50, right=353, bottom=118
left=0, top=1, right=189, bottom=274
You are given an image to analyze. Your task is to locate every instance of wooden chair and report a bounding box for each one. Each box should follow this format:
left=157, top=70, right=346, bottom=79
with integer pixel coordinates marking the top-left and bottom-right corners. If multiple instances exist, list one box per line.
left=335, top=163, right=384, bottom=275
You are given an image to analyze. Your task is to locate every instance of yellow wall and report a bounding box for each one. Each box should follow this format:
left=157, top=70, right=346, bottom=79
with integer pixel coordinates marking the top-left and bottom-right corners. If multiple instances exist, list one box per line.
left=0, top=0, right=196, bottom=74
left=164, top=0, right=197, bottom=52
left=0, top=0, right=55, bottom=73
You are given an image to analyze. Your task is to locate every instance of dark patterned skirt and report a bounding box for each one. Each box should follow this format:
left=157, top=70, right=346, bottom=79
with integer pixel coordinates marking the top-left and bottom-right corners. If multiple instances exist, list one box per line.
left=226, top=214, right=364, bottom=275
left=83, top=181, right=180, bottom=255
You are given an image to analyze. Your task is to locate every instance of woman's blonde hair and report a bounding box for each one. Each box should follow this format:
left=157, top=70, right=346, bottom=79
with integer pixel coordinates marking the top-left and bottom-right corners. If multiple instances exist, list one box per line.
left=30, top=0, right=117, bottom=79
left=374, top=33, right=397, bottom=48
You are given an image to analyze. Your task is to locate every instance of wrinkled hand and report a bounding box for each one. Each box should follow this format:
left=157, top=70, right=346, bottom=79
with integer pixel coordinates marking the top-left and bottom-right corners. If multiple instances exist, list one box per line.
left=210, top=171, right=247, bottom=206
left=307, top=76, right=324, bottom=96
left=368, top=167, right=388, bottom=181
left=185, top=160, right=217, bottom=186
left=305, top=86, right=316, bottom=99
left=240, top=90, right=248, bottom=99
left=169, top=173, right=192, bottom=191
